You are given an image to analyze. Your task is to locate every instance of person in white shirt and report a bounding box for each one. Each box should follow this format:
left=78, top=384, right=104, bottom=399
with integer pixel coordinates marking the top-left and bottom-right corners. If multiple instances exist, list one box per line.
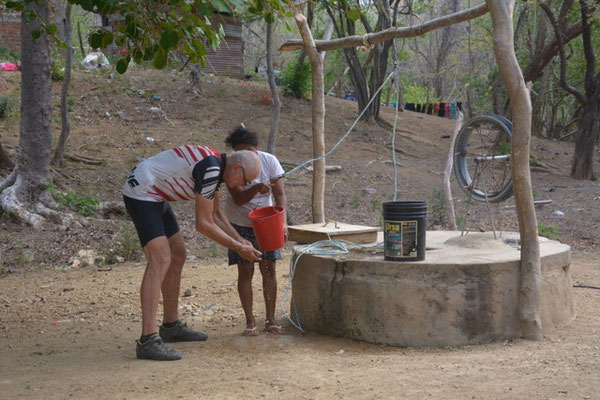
left=223, top=126, right=288, bottom=336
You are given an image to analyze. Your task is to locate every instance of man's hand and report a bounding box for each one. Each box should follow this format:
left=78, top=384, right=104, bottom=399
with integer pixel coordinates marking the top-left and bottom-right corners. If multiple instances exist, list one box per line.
left=254, top=182, right=271, bottom=195
left=238, top=244, right=262, bottom=262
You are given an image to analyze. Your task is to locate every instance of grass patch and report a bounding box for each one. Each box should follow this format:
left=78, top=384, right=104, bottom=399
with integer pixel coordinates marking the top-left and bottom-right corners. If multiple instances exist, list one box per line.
left=538, top=222, right=560, bottom=240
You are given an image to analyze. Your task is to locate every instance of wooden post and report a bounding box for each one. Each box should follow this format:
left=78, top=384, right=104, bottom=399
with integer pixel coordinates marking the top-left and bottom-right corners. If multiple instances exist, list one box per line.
left=487, top=0, right=542, bottom=340
left=295, top=13, right=325, bottom=223
left=266, top=22, right=282, bottom=155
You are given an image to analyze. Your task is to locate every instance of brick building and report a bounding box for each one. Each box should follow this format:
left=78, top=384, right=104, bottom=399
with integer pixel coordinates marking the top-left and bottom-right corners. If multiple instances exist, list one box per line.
left=0, top=7, right=21, bottom=54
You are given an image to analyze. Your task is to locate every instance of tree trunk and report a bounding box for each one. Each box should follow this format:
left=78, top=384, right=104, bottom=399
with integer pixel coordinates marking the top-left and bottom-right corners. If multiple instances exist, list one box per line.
left=570, top=0, right=599, bottom=180
left=570, top=73, right=600, bottom=179
left=531, top=65, right=551, bottom=137
left=266, top=22, right=281, bottom=155
left=188, top=64, right=202, bottom=95
left=53, top=1, right=73, bottom=166
left=295, top=13, right=325, bottom=223
left=487, top=0, right=542, bottom=340
left=77, top=20, right=86, bottom=58
left=433, top=0, right=460, bottom=99
left=0, top=1, right=57, bottom=226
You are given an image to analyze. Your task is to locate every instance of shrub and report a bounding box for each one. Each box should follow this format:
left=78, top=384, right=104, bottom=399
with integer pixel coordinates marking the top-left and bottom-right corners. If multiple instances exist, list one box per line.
left=46, top=183, right=99, bottom=216
left=51, top=58, right=65, bottom=81
left=280, top=58, right=311, bottom=99
left=0, top=94, right=15, bottom=119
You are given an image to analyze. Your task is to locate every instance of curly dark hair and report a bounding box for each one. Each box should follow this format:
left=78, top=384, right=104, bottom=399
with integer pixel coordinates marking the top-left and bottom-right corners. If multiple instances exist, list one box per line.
left=225, top=126, right=259, bottom=148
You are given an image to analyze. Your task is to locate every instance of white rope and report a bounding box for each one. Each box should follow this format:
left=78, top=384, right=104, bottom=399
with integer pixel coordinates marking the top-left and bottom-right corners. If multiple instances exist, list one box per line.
left=391, top=59, right=401, bottom=201
left=282, top=69, right=397, bottom=177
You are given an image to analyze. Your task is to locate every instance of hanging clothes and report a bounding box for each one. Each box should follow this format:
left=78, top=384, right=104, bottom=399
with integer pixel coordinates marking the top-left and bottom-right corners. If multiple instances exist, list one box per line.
left=438, top=102, right=446, bottom=117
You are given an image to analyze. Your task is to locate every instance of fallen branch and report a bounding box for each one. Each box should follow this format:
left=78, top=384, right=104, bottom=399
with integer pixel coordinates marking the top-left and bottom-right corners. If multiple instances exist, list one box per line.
left=64, top=153, right=105, bottom=165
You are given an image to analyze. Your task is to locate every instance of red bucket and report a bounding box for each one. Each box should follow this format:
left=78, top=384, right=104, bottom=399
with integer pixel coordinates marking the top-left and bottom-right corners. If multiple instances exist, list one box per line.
left=248, top=206, right=285, bottom=252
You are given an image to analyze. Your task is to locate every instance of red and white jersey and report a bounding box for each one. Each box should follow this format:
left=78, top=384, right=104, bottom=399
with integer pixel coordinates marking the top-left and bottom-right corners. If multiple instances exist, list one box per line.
left=122, top=145, right=223, bottom=202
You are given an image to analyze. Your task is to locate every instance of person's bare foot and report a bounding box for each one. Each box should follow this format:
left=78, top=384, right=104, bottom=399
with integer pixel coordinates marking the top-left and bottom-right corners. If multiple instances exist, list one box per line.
left=264, top=323, right=286, bottom=334
left=242, top=326, right=259, bottom=336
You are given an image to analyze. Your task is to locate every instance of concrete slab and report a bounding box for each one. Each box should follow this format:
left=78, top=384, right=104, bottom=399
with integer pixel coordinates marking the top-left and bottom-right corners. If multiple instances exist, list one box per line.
left=291, top=231, right=574, bottom=347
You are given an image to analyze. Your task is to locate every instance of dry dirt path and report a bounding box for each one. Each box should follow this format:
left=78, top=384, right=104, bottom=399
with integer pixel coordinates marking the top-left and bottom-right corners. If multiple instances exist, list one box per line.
left=1, top=252, right=599, bottom=400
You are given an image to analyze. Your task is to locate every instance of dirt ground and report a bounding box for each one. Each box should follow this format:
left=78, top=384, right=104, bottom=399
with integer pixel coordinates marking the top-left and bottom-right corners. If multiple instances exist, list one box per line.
left=0, top=252, right=599, bottom=399
left=1, top=68, right=600, bottom=399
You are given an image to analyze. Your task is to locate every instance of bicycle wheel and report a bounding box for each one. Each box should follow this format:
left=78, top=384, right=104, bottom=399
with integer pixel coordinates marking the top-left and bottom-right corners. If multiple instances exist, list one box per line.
left=453, top=114, right=513, bottom=203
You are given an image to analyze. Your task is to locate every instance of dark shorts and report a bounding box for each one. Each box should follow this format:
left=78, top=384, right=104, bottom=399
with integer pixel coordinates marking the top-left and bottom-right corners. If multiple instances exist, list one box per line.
left=228, top=223, right=282, bottom=265
left=123, top=195, right=180, bottom=248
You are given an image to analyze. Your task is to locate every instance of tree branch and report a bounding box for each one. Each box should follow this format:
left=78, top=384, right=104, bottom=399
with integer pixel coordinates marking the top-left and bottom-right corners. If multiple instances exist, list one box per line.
left=539, top=2, right=586, bottom=104
left=280, top=2, right=489, bottom=52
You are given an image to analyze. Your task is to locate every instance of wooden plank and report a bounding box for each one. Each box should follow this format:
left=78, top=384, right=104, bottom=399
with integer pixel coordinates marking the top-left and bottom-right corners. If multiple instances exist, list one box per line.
left=288, top=222, right=381, bottom=244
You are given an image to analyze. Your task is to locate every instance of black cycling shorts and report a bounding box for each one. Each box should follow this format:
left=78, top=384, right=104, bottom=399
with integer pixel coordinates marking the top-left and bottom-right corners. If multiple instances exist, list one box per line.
left=123, top=195, right=180, bottom=248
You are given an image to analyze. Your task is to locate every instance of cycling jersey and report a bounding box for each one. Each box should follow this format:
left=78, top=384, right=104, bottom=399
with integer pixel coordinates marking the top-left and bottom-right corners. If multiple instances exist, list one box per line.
left=122, top=145, right=225, bottom=202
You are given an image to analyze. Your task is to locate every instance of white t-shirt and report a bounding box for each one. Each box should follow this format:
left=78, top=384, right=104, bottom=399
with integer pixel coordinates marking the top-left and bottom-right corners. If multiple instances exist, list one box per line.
left=223, top=151, right=285, bottom=227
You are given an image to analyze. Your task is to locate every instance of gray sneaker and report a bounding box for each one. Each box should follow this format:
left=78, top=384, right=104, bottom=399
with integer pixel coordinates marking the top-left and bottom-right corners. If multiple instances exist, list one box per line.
left=159, top=320, right=208, bottom=342
left=136, top=334, right=182, bottom=361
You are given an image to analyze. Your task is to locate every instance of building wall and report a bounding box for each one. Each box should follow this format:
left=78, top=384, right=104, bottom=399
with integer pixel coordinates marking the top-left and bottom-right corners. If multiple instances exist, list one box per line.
left=0, top=8, right=21, bottom=54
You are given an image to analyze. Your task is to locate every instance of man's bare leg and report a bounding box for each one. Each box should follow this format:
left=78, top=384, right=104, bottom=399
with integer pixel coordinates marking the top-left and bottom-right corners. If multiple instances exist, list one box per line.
left=140, top=236, right=171, bottom=336
left=161, top=232, right=186, bottom=324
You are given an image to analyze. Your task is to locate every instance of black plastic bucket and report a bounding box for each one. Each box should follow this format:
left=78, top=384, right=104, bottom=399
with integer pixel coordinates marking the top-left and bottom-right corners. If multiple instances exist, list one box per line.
left=382, top=201, right=427, bottom=261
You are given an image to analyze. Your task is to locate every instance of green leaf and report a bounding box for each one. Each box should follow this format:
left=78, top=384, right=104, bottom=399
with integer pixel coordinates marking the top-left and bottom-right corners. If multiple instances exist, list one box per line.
left=347, top=9, right=360, bottom=21
left=197, top=3, right=214, bottom=15
left=143, top=41, right=157, bottom=61
left=45, top=23, right=58, bottom=36
left=89, top=32, right=102, bottom=49
left=133, top=47, right=143, bottom=62
left=182, top=41, right=195, bottom=56
left=160, top=30, right=179, bottom=50
left=152, top=48, right=168, bottom=69
left=211, top=0, right=232, bottom=13
left=101, top=30, right=114, bottom=48
left=265, top=12, right=275, bottom=24
left=116, top=57, right=130, bottom=74
left=32, top=30, right=41, bottom=40
left=192, top=39, right=207, bottom=56
left=5, top=1, right=23, bottom=10
left=115, top=35, right=126, bottom=47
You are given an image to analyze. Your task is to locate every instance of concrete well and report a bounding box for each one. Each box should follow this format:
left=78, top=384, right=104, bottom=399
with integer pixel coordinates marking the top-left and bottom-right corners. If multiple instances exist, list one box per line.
left=290, top=231, right=574, bottom=347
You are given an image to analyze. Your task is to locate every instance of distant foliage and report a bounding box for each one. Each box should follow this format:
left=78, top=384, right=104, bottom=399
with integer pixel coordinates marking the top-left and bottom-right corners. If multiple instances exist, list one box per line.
left=281, top=59, right=311, bottom=99
left=401, top=77, right=439, bottom=104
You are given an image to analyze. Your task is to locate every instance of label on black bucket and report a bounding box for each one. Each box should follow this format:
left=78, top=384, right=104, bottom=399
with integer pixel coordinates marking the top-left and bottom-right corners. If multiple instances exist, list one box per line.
left=384, top=220, right=418, bottom=259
